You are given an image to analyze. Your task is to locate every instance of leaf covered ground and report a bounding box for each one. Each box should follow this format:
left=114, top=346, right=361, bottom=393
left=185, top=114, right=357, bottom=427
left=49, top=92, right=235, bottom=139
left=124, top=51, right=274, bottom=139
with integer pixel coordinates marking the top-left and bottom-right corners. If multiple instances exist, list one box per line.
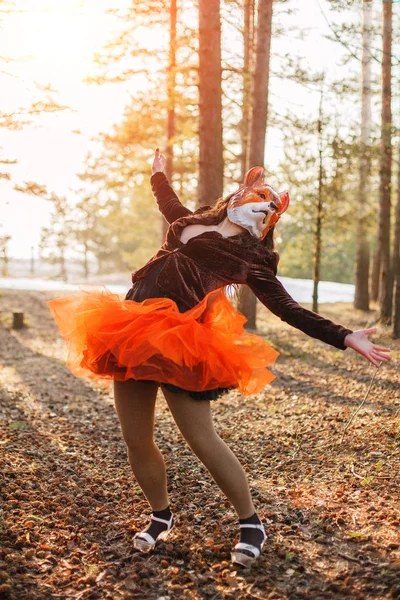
left=0, top=289, right=399, bottom=600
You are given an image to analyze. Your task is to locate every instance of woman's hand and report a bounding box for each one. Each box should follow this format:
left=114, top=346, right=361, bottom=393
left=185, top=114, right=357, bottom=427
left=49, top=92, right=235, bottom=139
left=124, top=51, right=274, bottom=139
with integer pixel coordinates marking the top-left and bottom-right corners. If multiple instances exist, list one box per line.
left=152, top=148, right=167, bottom=174
left=344, top=328, right=392, bottom=368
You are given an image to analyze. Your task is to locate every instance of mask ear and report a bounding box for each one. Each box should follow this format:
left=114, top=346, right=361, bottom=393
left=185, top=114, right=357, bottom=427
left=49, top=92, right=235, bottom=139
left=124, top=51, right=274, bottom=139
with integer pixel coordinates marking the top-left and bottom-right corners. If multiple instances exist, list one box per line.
left=278, top=191, right=290, bottom=214
left=243, top=166, right=264, bottom=187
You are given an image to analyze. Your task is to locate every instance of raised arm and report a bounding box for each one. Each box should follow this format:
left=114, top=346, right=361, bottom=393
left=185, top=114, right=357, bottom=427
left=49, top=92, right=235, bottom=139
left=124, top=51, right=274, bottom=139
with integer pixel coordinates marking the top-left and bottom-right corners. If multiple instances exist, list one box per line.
left=151, top=148, right=192, bottom=224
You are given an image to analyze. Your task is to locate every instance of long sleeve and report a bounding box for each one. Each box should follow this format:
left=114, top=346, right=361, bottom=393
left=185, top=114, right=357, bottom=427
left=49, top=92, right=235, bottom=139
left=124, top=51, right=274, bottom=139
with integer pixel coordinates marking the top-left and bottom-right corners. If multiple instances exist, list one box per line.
left=247, top=264, right=353, bottom=350
left=151, top=172, right=193, bottom=224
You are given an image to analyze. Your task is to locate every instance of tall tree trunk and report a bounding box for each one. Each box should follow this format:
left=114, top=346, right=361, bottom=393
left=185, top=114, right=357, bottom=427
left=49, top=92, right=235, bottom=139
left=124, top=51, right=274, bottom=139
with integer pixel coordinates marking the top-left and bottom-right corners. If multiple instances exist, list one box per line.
left=392, top=147, right=400, bottom=338
left=240, top=0, right=255, bottom=180
left=370, top=249, right=380, bottom=301
left=238, top=0, right=273, bottom=329
left=248, top=0, right=273, bottom=167
left=165, top=0, right=177, bottom=183
left=378, top=0, right=393, bottom=323
left=198, top=0, right=223, bottom=206
left=354, top=0, right=372, bottom=311
left=312, top=89, right=324, bottom=314
left=163, top=0, right=177, bottom=239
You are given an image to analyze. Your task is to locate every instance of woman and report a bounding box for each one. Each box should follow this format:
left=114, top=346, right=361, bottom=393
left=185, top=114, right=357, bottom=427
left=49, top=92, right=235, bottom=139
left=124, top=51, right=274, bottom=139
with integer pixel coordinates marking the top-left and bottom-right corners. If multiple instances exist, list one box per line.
left=48, top=149, right=391, bottom=568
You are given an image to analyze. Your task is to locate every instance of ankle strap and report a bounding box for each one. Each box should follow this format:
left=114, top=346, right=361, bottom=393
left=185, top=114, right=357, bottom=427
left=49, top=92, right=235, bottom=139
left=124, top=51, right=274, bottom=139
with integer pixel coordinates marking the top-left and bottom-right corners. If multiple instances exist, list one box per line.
left=239, top=523, right=265, bottom=530
left=151, top=514, right=173, bottom=526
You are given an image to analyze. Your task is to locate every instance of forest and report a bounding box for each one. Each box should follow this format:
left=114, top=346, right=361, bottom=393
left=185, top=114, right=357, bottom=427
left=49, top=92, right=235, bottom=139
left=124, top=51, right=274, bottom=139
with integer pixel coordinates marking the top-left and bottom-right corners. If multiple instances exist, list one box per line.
left=1, top=0, right=400, bottom=333
left=0, top=2, right=400, bottom=600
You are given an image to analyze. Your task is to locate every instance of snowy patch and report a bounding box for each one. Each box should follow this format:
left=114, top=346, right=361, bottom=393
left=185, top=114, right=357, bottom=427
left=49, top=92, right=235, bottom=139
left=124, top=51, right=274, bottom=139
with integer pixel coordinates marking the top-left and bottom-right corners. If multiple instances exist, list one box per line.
left=0, top=276, right=355, bottom=304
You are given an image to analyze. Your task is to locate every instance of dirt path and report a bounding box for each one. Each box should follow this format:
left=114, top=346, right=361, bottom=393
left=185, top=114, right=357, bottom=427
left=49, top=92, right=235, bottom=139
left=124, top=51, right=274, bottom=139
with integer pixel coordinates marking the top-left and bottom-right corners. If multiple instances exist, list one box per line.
left=1, top=289, right=399, bottom=600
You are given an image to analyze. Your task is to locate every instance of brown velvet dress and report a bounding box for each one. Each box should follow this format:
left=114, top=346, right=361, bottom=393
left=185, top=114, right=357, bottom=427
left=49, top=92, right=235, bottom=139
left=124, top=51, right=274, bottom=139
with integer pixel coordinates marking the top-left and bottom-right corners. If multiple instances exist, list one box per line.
left=124, top=172, right=352, bottom=400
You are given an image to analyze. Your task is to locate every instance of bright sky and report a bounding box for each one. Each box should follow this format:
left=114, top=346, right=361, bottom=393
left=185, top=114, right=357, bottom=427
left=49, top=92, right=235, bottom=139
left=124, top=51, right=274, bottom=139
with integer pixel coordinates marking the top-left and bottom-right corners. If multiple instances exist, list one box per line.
left=0, top=0, right=392, bottom=258
left=1, top=0, right=132, bottom=258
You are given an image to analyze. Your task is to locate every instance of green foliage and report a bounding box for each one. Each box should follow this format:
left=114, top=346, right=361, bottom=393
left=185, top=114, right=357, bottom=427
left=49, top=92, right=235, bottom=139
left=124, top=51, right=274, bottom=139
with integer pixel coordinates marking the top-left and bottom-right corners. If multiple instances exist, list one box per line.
left=74, top=1, right=201, bottom=273
left=276, top=109, right=381, bottom=283
left=74, top=86, right=199, bottom=272
left=32, top=0, right=399, bottom=285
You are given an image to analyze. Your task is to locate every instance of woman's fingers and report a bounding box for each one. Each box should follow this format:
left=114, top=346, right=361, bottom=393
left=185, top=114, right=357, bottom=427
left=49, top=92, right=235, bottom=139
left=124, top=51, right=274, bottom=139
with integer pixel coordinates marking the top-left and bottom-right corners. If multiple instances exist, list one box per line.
left=371, top=351, right=389, bottom=358
left=371, top=350, right=390, bottom=363
left=370, top=350, right=389, bottom=365
left=152, top=148, right=166, bottom=174
left=366, top=352, right=380, bottom=367
left=154, top=148, right=166, bottom=162
left=371, top=345, right=391, bottom=359
left=373, top=345, right=391, bottom=352
left=364, top=327, right=377, bottom=335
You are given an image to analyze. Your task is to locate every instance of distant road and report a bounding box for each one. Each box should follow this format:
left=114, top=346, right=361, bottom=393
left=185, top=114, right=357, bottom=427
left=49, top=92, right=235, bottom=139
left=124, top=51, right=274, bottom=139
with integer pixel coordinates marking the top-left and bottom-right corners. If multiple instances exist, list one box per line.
left=0, top=276, right=355, bottom=304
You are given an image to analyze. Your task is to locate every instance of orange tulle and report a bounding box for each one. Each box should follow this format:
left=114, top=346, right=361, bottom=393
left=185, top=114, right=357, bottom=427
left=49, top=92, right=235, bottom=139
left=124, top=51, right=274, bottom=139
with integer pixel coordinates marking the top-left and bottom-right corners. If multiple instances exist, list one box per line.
left=47, top=286, right=279, bottom=396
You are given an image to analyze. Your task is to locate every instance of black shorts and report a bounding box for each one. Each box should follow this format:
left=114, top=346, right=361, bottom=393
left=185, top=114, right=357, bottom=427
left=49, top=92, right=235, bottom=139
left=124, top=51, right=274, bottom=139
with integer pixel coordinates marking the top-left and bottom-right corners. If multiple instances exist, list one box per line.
left=137, top=379, right=233, bottom=401
left=161, top=382, right=233, bottom=401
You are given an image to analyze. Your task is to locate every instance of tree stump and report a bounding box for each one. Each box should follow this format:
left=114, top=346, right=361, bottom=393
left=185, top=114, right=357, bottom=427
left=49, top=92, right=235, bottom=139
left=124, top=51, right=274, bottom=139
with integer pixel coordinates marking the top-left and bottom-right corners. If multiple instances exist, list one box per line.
left=12, top=312, right=25, bottom=330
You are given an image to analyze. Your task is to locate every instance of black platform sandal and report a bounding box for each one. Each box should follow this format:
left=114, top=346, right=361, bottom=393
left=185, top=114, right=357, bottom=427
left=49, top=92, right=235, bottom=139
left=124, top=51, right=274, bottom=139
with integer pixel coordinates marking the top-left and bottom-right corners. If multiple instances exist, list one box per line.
left=133, top=513, right=174, bottom=553
left=231, top=522, right=267, bottom=567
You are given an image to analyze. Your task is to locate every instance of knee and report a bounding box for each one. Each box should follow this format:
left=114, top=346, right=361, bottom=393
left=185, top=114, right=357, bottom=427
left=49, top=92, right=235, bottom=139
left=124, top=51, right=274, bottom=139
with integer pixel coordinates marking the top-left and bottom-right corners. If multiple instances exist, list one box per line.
left=184, top=429, right=220, bottom=457
left=123, top=435, right=154, bottom=457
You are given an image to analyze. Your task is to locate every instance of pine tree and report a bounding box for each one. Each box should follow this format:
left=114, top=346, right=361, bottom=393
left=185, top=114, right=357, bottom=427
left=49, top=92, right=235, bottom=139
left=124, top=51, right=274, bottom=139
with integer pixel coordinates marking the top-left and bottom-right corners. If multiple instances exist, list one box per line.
left=378, top=0, right=393, bottom=323
left=165, top=0, right=178, bottom=187
left=240, top=0, right=255, bottom=180
left=277, top=110, right=362, bottom=287
left=198, top=0, right=223, bottom=206
left=80, top=0, right=199, bottom=264
left=312, top=88, right=325, bottom=314
left=354, top=0, right=372, bottom=311
left=238, top=0, right=274, bottom=329
left=393, top=147, right=400, bottom=337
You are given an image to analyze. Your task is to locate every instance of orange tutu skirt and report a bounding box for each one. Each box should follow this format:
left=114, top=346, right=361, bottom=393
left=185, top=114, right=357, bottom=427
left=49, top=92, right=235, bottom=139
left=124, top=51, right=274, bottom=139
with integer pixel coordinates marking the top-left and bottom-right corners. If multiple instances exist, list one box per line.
left=47, top=286, right=279, bottom=396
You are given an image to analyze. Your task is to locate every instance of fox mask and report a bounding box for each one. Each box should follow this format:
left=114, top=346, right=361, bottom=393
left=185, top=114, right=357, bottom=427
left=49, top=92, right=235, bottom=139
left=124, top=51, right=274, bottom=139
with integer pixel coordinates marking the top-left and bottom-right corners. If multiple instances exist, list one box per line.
left=227, top=166, right=290, bottom=240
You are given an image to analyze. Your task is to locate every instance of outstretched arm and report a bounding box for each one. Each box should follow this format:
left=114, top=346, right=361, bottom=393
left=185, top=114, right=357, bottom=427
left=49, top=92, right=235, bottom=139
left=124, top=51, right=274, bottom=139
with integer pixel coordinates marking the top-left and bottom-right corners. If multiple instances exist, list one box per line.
left=151, top=148, right=192, bottom=224
left=247, top=265, right=352, bottom=349
left=247, top=265, right=392, bottom=366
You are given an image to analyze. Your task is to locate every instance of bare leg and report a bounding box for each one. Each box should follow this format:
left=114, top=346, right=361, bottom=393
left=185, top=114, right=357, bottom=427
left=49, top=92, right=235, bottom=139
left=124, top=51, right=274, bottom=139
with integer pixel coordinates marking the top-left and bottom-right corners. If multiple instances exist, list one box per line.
left=113, top=379, right=169, bottom=511
left=162, top=387, right=255, bottom=519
